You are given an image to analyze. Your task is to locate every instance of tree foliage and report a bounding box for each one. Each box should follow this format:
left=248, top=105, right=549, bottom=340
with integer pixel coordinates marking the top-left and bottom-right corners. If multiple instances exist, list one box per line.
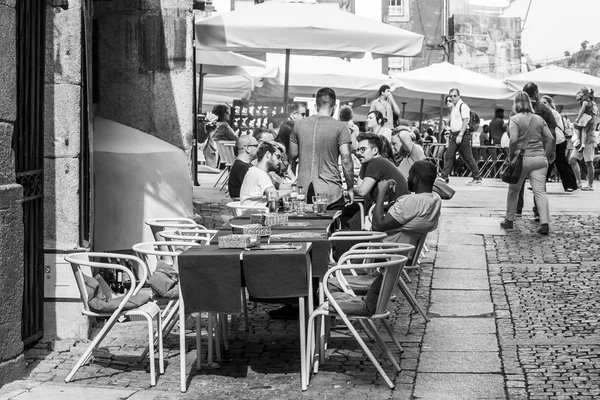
left=555, top=41, right=600, bottom=76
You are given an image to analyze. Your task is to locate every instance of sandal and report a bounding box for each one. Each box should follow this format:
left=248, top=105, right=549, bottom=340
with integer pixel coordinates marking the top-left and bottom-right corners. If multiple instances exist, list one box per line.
left=581, top=186, right=594, bottom=191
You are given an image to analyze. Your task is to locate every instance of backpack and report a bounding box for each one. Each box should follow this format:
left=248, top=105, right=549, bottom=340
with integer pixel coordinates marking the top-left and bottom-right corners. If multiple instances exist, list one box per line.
left=562, top=116, right=574, bottom=138
left=459, top=103, right=480, bottom=133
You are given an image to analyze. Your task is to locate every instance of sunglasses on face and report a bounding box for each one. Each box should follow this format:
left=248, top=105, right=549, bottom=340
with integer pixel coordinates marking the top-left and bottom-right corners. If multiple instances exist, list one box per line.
left=449, top=95, right=458, bottom=98
left=246, top=144, right=259, bottom=148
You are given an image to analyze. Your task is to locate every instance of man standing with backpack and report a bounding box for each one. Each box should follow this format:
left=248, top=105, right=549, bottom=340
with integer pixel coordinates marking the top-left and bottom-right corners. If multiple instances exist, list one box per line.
left=439, top=88, right=483, bottom=185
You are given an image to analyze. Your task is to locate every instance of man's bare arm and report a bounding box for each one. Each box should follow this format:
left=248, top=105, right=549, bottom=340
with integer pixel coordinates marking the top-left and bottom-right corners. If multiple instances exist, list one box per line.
left=372, top=180, right=402, bottom=232
left=339, top=143, right=355, bottom=196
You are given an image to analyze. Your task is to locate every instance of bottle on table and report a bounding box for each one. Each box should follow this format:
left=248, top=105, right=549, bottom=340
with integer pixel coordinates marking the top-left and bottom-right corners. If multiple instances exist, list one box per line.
left=297, top=185, right=306, bottom=216
left=290, top=183, right=298, bottom=212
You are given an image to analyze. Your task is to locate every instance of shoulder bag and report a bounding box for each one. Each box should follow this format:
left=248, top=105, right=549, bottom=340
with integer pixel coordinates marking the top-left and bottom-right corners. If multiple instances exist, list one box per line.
left=500, top=115, right=534, bottom=184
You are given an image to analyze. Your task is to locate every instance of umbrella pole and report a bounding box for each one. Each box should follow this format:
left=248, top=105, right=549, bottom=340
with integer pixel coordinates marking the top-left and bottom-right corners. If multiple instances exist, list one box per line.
left=283, top=49, right=291, bottom=110
left=438, top=94, right=444, bottom=142
left=418, top=99, right=424, bottom=132
left=401, top=102, right=406, bottom=119
left=192, top=44, right=200, bottom=186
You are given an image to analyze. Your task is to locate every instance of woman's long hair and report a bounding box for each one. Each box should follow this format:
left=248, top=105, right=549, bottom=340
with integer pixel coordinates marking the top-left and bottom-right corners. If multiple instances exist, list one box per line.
left=275, top=121, right=294, bottom=153
left=541, top=95, right=556, bottom=110
left=512, top=91, right=534, bottom=114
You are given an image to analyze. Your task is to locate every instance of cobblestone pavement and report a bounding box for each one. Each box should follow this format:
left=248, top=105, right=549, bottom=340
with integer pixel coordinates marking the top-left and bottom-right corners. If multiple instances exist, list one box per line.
left=15, top=200, right=437, bottom=400
left=486, top=212, right=600, bottom=400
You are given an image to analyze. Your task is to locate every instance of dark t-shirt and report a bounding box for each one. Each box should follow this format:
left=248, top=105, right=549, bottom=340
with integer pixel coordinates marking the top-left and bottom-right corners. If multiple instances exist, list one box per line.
left=228, top=159, right=252, bottom=198
left=489, top=117, right=504, bottom=145
left=359, top=157, right=409, bottom=205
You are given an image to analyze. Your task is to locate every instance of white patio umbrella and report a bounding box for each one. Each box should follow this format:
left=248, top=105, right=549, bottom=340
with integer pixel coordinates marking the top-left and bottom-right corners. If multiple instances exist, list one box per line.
left=504, top=65, right=600, bottom=110
left=195, top=0, right=424, bottom=105
left=391, top=62, right=514, bottom=130
left=252, top=54, right=396, bottom=102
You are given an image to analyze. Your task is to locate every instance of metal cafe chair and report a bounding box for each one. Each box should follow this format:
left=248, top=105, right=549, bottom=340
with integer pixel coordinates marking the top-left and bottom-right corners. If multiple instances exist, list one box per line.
left=64, top=253, right=164, bottom=386
left=305, top=253, right=408, bottom=390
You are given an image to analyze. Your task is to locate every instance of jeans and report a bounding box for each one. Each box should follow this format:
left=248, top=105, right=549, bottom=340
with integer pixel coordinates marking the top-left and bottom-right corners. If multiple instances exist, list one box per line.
left=441, top=133, right=481, bottom=180
left=506, top=156, right=549, bottom=223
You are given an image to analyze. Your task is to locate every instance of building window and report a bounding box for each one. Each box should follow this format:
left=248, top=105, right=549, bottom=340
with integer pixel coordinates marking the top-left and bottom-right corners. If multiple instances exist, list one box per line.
left=388, top=57, right=406, bottom=76
left=388, top=0, right=408, bottom=22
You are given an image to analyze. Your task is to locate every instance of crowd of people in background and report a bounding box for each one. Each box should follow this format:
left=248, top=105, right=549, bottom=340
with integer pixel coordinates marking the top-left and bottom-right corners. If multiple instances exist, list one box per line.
left=200, top=81, right=599, bottom=239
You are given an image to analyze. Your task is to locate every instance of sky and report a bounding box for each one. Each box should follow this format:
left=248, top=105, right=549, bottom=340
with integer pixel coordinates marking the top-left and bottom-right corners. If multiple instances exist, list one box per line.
left=505, top=0, right=600, bottom=63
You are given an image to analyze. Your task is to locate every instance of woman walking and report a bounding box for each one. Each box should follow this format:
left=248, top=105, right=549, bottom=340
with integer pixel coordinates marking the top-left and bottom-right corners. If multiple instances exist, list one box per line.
left=500, top=91, right=555, bottom=234
left=540, top=95, right=578, bottom=192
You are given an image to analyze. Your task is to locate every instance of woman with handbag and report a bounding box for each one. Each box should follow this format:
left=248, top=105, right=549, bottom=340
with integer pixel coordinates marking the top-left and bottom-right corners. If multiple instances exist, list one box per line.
left=500, top=91, right=555, bottom=234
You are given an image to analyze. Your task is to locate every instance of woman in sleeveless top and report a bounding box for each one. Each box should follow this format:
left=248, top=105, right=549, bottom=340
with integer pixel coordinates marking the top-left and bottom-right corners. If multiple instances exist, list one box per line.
left=500, top=91, right=555, bottom=234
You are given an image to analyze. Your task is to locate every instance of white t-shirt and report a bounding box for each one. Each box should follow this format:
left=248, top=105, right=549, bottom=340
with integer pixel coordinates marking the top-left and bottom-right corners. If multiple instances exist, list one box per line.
left=384, top=192, right=442, bottom=243
left=450, top=100, right=470, bottom=132
left=240, top=167, right=274, bottom=207
left=549, top=108, right=565, bottom=145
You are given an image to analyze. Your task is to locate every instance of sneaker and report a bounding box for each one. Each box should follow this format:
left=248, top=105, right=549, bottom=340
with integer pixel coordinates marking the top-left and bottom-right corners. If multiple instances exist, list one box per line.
left=534, top=215, right=540, bottom=222
left=467, top=179, right=482, bottom=186
left=438, top=176, right=449, bottom=184
left=500, top=219, right=513, bottom=229
left=536, top=223, right=549, bottom=235
left=515, top=211, right=522, bottom=217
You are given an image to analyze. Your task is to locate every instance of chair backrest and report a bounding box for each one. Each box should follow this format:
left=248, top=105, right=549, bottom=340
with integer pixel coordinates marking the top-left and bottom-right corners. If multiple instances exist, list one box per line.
left=329, top=230, right=387, bottom=262
left=145, top=218, right=207, bottom=241
left=158, top=228, right=216, bottom=244
left=226, top=201, right=268, bottom=218
left=132, top=241, right=202, bottom=274
left=325, top=253, right=407, bottom=317
left=220, top=141, right=236, bottom=167
left=430, top=144, right=446, bottom=159
left=64, top=252, right=148, bottom=315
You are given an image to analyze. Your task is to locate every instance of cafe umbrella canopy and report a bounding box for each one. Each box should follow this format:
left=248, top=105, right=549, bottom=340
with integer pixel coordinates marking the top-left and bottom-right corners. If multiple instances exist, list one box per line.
left=504, top=65, right=600, bottom=112
left=391, top=62, right=515, bottom=129
left=194, top=0, right=424, bottom=106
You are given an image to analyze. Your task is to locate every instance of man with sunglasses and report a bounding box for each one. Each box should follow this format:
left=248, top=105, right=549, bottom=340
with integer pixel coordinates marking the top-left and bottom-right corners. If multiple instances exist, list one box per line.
left=240, top=141, right=288, bottom=207
left=440, top=88, right=483, bottom=185
left=228, top=135, right=259, bottom=199
left=288, top=102, right=307, bottom=121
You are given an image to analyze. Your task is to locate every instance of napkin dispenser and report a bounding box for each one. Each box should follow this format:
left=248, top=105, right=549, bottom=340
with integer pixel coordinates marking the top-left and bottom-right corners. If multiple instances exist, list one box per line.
left=231, top=224, right=271, bottom=237
left=250, top=213, right=289, bottom=226
left=218, top=234, right=260, bottom=249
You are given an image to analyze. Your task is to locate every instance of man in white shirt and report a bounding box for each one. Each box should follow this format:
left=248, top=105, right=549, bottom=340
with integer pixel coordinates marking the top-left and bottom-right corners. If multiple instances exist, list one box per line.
left=240, top=141, right=288, bottom=207
left=439, top=88, right=482, bottom=185
left=372, top=161, right=442, bottom=244
left=370, top=84, right=400, bottom=130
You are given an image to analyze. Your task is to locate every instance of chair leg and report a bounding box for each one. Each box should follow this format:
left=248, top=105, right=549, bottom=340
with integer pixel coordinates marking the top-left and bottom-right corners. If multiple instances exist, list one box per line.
left=402, top=269, right=412, bottom=283
left=179, top=300, right=187, bottom=392
left=242, top=288, right=249, bottom=332
left=381, top=319, right=404, bottom=355
left=338, top=313, right=395, bottom=389
left=145, top=314, right=157, bottom=386
left=65, top=313, right=120, bottom=383
left=220, top=313, right=229, bottom=351
left=157, top=313, right=164, bottom=375
left=214, top=313, right=222, bottom=362
left=364, top=320, right=401, bottom=372
left=196, top=316, right=202, bottom=371
left=397, top=280, right=429, bottom=321
left=207, top=313, right=214, bottom=366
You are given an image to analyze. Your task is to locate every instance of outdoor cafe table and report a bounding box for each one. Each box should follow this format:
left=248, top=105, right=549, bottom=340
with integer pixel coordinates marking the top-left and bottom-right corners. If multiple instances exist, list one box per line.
left=177, top=242, right=313, bottom=390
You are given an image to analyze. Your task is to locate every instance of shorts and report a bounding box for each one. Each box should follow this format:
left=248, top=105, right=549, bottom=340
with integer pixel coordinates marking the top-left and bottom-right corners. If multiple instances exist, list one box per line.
left=570, top=142, right=596, bottom=162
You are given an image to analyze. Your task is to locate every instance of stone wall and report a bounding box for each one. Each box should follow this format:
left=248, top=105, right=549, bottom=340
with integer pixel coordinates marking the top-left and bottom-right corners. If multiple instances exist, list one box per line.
left=0, top=0, right=26, bottom=386
left=94, top=0, right=194, bottom=156
left=43, top=0, right=90, bottom=340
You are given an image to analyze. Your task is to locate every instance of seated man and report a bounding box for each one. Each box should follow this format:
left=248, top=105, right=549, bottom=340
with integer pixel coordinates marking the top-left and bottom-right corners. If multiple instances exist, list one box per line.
left=240, top=141, right=289, bottom=207
left=390, top=126, right=426, bottom=178
left=228, top=135, right=259, bottom=199
left=372, top=161, right=441, bottom=243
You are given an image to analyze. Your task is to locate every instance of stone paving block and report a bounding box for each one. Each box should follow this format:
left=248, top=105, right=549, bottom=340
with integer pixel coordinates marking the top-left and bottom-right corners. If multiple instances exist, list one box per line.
left=432, top=269, right=490, bottom=290
left=422, top=333, right=499, bottom=352
left=426, top=317, right=497, bottom=334
left=418, top=351, right=502, bottom=373
left=430, top=289, right=491, bottom=304
left=414, top=373, right=506, bottom=400
left=435, top=247, right=487, bottom=269
left=428, top=301, right=494, bottom=317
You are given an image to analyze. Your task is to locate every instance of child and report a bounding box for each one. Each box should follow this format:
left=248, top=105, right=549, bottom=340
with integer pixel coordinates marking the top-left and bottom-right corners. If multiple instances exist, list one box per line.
left=573, top=86, right=596, bottom=150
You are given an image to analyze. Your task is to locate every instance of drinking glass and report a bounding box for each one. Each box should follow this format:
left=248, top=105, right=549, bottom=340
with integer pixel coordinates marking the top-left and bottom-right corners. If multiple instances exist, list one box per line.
left=267, top=191, right=279, bottom=213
